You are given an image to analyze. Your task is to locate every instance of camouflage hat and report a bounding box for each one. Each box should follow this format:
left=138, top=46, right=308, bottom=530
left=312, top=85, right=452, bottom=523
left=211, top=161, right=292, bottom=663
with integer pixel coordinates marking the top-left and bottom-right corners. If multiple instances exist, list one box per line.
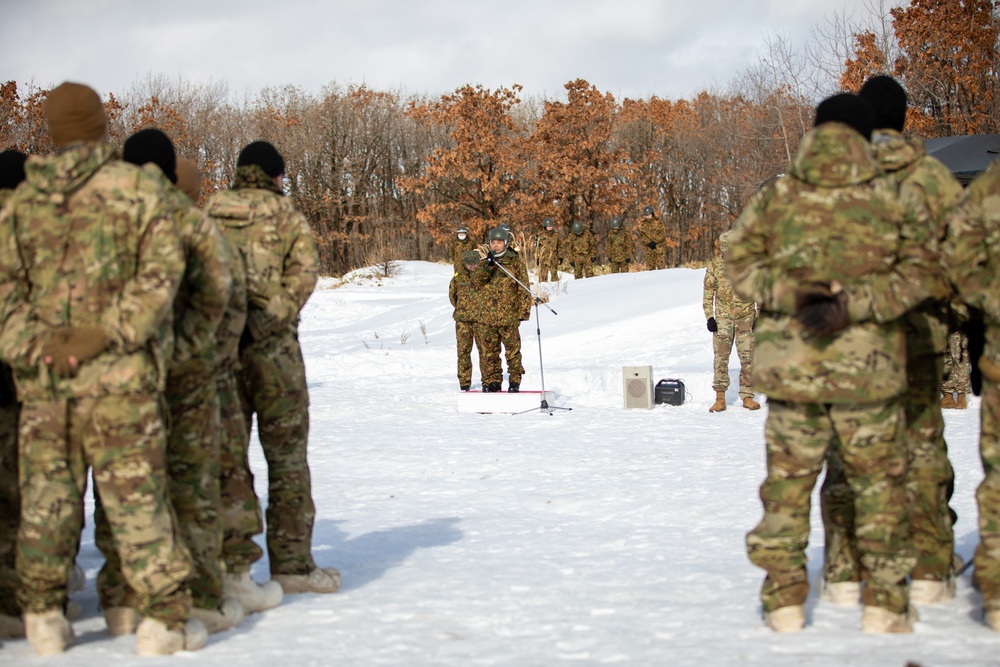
left=44, top=82, right=107, bottom=147
left=571, top=221, right=584, bottom=235
left=463, top=250, right=480, bottom=264
left=542, top=217, right=555, bottom=228
left=610, top=216, right=622, bottom=229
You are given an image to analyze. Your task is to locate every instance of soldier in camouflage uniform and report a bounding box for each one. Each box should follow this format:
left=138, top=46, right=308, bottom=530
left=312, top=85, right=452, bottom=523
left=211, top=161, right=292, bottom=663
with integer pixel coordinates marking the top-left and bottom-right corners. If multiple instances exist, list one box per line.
left=477, top=227, right=532, bottom=392
left=703, top=230, right=759, bottom=413
left=942, top=158, right=1000, bottom=632
left=449, top=251, right=487, bottom=391
left=91, top=130, right=242, bottom=636
left=941, top=330, right=972, bottom=408
left=638, top=205, right=667, bottom=270
left=605, top=216, right=632, bottom=274
left=819, top=76, right=964, bottom=610
left=449, top=224, right=477, bottom=268
left=205, top=141, right=340, bottom=596
left=727, top=94, right=946, bottom=634
left=0, top=82, right=204, bottom=655
left=566, top=221, right=597, bottom=279
left=0, top=149, right=26, bottom=640
left=536, top=217, right=561, bottom=282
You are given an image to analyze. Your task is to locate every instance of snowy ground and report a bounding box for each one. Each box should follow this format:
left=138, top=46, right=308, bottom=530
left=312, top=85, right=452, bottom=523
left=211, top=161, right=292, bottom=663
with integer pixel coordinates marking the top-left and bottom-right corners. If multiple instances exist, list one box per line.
left=2, top=261, right=998, bottom=666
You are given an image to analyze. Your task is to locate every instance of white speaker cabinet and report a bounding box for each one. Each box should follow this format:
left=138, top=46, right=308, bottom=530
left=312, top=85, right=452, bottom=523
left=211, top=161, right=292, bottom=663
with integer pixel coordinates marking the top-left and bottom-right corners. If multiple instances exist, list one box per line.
left=622, top=366, right=653, bottom=410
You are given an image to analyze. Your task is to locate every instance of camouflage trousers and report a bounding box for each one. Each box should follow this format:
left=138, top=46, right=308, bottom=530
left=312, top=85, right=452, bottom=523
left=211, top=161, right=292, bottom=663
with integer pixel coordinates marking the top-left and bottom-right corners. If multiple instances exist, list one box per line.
left=746, top=398, right=913, bottom=614
left=539, top=259, right=559, bottom=283
left=822, top=352, right=955, bottom=583
left=942, top=331, right=972, bottom=394
left=455, top=320, right=478, bottom=388
left=240, top=330, right=317, bottom=576
left=609, top=261, right=628, bottom=274
left=712, top=316, right=755, bottom=399
left=19, top=395, right=192, bottom=627
left=97, top=374, right=225, bottom=609
left=974, top=380, right=1000, bottom=611
left=475, top=323, right=524, bottom=387
left=218, top=368, right=263, bottom=575
left=0, top=398, right=19, bottom=617
left=643, top=248, right=665, bottom=271
left=572, top=258, right=593, bottom=279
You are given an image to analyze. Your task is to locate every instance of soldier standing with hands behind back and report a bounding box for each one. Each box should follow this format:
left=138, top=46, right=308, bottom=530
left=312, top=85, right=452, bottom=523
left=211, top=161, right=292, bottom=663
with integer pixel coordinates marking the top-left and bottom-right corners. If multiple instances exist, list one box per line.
left=638, top=205, right=666, bottom=270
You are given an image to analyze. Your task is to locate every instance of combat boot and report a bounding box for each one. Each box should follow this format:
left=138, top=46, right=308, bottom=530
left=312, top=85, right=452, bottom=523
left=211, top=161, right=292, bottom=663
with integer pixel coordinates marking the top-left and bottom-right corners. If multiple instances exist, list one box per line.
left=273, top=566, right=341, bottom=594
left=940, top=392, right=956, bottom=409
left=134, top=617, right=207, bottom=656
left=764, top=605, right=804, bottom=632
left=709, top=391, right=727, bottom=413
left=24, top=608, right=74, bottom=656
left=742, top=396, right=761, bottom=411
left=860, top=605, right=918, bottom=634
left=956, top=392, right=968, bottom=409
left=508, top=382, right=520, bottom=393
left=191, top=596, right=244, bottom=634
left=819, top=579, right=861, bottom=607
left=909, top=578, right=955, bottom=605
left=223, top=572, right=283, bottom=613
left=986, top=609, right=1000, bottom=631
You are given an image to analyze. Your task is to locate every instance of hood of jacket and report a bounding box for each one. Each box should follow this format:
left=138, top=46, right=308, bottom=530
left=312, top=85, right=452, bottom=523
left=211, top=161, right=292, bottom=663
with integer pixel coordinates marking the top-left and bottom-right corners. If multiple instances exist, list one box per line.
left=788, top=122, right=881, bottom=188
left=23, top=141, right=116, bottom=199
left=870, top=128, right=923, bottom=174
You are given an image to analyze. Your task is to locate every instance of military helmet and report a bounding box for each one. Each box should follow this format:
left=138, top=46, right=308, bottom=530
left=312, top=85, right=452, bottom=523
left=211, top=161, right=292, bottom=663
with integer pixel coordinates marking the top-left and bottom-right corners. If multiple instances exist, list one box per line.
left=610, top=216, right=622, bottom=229
left=456, top=225, right=468, bottom=236
left=571, top=221, right=584, bottom=235
left=642, top=205, right=654, bottom=217
left=488, top=227, right=509, bottom=244
left=542, top=217, right=555, bottom=229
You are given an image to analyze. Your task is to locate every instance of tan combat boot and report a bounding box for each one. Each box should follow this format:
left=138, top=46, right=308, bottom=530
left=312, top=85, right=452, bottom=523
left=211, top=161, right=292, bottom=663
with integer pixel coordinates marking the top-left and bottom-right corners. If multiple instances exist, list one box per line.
left=134, top=617, right=207, bottom=656
left=861, top=605, right=918, bottom=634
left=742, top=396, right=761, bottom=411
left=764, top=605, right=805, bottom=632
left=709, top=391, right=727, bottom=413
left=956, top=393, right=968, bottom=409
left=273, top=566, right=342, bottom=594
left=940, top=392, right=956, bottom=409
left=24, top=608, right=74, bottom=656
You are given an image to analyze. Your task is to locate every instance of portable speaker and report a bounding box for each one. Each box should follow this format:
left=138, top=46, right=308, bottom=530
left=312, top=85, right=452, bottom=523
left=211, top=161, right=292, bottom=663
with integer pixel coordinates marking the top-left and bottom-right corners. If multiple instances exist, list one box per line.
left=622, top=366, right=653, bottom=410
left=655, top=378, right=685, bottom=406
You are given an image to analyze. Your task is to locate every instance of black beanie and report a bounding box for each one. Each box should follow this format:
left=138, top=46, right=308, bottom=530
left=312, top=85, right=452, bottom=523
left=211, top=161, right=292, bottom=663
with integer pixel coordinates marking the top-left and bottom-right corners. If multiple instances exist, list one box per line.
left=123, top=128, right=177, bottom=184
left=858, top=75, right=907, bottom=132
left=237, top=141, right=284, bottom=177
left=814, top=93, right=875, bottom=141
left=0, top=149, right=27, bottom=189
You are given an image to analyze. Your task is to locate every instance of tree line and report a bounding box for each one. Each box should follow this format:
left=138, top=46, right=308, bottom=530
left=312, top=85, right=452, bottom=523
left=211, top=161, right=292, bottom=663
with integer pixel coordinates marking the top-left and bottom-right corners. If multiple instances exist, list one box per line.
left=1, top=0, right=996, bottom=277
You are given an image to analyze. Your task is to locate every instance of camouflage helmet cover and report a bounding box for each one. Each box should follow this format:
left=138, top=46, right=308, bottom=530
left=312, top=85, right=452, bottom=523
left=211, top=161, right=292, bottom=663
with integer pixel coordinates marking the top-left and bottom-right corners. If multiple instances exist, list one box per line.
left=463, top=250, right=481, bottom=264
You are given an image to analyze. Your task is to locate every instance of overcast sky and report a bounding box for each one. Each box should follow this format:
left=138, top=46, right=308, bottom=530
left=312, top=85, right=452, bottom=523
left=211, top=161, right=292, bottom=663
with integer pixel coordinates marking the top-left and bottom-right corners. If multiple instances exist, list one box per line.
left=2, top=0, right=883, bottom=102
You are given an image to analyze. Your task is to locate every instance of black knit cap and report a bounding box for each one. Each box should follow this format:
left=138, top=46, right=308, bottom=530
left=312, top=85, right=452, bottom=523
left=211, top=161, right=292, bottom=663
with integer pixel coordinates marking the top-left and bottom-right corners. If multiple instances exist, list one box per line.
left=858, top=75, right=907, bottom=132
left=814, top=93, right=875, bottom=141
left=237, top=140, right=284, bottom=177
left=123, top=128, right=177, bottom=183
left=0, top=149, right=27, bottom=189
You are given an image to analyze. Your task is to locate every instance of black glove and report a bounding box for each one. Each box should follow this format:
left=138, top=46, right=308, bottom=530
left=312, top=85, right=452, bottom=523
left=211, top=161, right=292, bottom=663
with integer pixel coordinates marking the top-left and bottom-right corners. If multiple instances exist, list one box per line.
left=591, top=256, right=597, bottom=263
left=486, top=251, right=496, bottom=266
left=570, top=261, right=575, bottom=267
left=795, top=283, right=849, bottom=337
left=625, top=258, right=631, bottom=263
left=647, top=242, right=657, bottom=250
left=706, top=317, right=717, bottom=333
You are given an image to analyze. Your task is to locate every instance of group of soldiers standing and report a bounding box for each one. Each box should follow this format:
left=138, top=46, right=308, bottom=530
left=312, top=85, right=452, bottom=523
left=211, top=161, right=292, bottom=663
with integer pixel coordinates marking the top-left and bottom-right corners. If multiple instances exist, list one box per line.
left=725, top=75, right=1000, bottom=634
left=0, top=82, right=339, bottom=656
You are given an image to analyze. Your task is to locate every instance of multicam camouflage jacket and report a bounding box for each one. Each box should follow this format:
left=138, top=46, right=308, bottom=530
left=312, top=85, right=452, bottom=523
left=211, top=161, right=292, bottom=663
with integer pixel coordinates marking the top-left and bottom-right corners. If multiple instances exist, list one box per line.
left=606, top=227, right=633, bottom=263
left=204, top=165, right=318, bottom=342
left=944, top=160, right=1000, bottom=366
left=870, top=129, right=963, bottom=356
left=726, top=122, right=948, bottom=404
left=703, top=252, right=755, bottom=321
left=449, top=263, right=488, bottom=323
left=0, top=142, right=184, bottom=400
left=479, top=251, right=532, bottom=327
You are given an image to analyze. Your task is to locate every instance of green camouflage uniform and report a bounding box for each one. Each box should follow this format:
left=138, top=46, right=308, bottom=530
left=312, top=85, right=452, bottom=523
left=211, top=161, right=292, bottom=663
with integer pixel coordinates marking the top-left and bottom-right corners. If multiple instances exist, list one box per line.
left=536, top=227, right=561, bottom=282
left=567, top=228, right=597, bottom=279
left=95, top=168, right=234, bottom=610
left=638, top=214, right=667, bottom=270
left=476, top=250, right=532, bottom=387
left=0, top=143, right=192, bottom=627
left=727, top=122, right=947, bottom=615
left=702, top=238, right=757, bottom=400
left=942, top=331, right=972, bottom=395
left=0, top=189, right=19, bottom=618
left=820, top=129, right=963, bottom=587
left=205, top=165, right=320, bottom=576
left=942, top=159, right=1000, bottom=612
left=449, top=262, right=487, bottom=389
left=606, top=227, right=633, bottom=274
left=449, top=233, right=477, bottom=269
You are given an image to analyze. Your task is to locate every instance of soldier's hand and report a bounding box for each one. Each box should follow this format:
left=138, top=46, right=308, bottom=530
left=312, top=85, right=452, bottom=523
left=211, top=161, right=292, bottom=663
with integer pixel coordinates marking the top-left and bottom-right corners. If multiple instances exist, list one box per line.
left=795, top=282, right=849, bottom=337
left=486, top=251, right=497, bottom=266
left=42, top=325, right=109, bottom=376
left=706, top=317, right=717, bottom=333
left=569, top=261, right=575, bottom=267
left=647, top=242, right=656, bottom=250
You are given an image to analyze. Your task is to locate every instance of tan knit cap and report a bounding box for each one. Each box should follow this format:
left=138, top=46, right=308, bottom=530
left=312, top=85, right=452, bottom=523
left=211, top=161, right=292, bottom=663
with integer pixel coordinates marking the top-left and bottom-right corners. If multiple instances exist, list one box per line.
left=175, top=157, right=202, bottom=201
left=44, top=82, right=107, bottom=147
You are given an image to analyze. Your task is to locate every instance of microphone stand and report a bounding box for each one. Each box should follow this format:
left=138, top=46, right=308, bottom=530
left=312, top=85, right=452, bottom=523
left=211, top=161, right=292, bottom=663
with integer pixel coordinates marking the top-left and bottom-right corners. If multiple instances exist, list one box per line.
left=486, top=253, right=571, bottom=415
